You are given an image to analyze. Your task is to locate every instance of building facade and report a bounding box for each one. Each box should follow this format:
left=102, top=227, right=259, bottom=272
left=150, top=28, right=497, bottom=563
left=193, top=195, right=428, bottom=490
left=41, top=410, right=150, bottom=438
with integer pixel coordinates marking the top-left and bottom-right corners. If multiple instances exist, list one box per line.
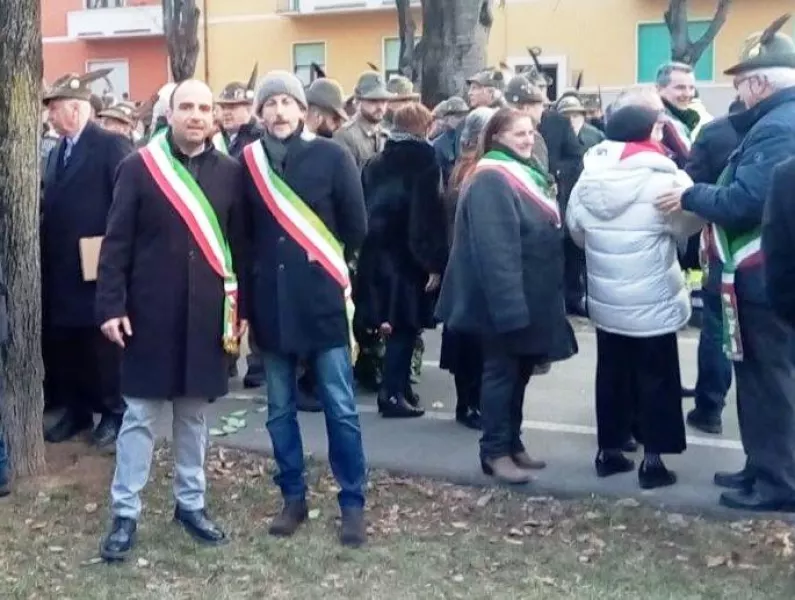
left=42, top=0, right=168, bottom=101
left=42, top=0, right=795, bottom=112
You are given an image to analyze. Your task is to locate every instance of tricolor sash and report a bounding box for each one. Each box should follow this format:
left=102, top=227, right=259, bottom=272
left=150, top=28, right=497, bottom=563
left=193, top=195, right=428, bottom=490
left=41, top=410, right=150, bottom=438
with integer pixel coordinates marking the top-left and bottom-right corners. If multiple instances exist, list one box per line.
left=139, top=135, right=239, bottom=354
left=242, top=140, right=357, bottom=359
left=211, top=132, right=229, bottom=155
left=475, top=150, right=561, bottom=227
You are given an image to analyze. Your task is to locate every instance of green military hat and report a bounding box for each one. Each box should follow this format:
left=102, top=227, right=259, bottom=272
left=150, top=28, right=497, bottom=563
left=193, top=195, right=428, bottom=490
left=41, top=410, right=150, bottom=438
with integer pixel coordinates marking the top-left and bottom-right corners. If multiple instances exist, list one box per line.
left=98, top=101, right=138, bottom=126
left=725, top=14, right=795, bottom=75
left=556, top=95, right=587, bottom=114
left=466, top=68, right=506, bottom=91
left=43, top=69, right=113, bottom=106
left=386, top=74, right=420, bottom=100
left=354, top=71, right=394, bottom=101
left=432, top=96, right=469, bottom=119
left=217, top=63, right=258, bottom=105
left=505, top=75, right=545, bottom=105
left=306, top=78, right=349, bottom=121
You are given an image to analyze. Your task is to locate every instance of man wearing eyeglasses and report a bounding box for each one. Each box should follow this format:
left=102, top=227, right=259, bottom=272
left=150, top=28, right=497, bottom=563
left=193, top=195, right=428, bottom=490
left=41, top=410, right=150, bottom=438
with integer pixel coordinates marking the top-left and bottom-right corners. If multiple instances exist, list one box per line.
left=656, top=15, right=795, bottom=513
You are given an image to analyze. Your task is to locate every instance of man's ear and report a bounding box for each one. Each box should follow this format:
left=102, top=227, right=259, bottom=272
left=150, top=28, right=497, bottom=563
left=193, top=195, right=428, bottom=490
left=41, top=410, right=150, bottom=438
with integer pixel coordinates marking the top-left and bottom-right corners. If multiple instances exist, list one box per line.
left=165, top=107, right=173, bottom=125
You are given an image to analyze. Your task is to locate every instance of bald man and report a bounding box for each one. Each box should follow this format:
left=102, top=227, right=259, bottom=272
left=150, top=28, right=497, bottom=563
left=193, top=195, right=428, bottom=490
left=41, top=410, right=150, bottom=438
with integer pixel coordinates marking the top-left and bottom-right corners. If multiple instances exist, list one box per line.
left=96, top=80, right=247, bottom=561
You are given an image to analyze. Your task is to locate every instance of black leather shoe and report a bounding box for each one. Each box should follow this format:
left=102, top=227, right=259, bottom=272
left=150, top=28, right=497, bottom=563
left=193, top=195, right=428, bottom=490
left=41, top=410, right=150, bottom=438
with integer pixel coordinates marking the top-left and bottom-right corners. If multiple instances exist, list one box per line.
left=714, top=468, right=755, bottom=491
left=44, top=411, right=93, bottom=444
left=92, top=414, right=122, bottom=449
left=100, top=517, right=137, bottom=562
left=379, top=394, right=424, bottom=418
left=0, top=483, right=10, bottom=498
left=455, top=408, right=481, bottom=430
left=622, top=437, right=640, bottom=453
left=595, top=451, right=635, bottom=477
left=686, top=408, right=723, bottom=435
left=638, top=460, right=677, bottom=490
left=404, top=387, right=421, bottom=408
left=174, top=507, right=227, bottom=545
left=719, top=488, right=795, bottom=512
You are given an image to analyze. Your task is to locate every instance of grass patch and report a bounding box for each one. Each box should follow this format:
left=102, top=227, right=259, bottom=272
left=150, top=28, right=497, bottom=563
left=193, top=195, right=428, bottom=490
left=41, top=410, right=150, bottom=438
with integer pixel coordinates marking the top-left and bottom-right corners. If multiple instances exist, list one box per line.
left=0, top=442, right=793, bottom=599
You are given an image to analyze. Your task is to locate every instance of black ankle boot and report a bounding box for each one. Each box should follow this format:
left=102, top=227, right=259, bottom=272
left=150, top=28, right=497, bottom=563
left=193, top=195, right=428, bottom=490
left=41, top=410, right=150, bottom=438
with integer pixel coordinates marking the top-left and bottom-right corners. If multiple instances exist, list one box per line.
left=100, top=516, right=137, bottom=562
left=639, top=459, right=677, bottom=490
left=378, top=393, right=424, bottom=418
left=595, top=451, right=635, bottom=477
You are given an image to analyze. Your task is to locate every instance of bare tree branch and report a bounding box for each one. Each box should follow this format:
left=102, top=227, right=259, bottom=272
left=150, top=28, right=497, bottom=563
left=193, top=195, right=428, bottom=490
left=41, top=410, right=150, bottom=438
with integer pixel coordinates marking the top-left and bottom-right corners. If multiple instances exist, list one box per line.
left=163, top=0, right=201, bottom=82
left=664, top=0, right=733, bottom=65
left=688, top=0, right=733, bottom=64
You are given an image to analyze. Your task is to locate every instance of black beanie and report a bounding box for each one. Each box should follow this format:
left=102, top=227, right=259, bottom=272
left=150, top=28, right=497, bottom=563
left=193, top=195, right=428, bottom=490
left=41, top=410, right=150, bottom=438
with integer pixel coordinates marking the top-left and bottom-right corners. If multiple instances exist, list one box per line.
left=605, top=105, right=659, bottom=143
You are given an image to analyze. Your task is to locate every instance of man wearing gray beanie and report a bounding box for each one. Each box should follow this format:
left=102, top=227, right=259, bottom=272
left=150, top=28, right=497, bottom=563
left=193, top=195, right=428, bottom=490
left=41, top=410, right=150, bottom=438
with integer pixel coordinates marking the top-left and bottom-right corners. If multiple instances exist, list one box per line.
left=240, top=69, right=369, bottom=547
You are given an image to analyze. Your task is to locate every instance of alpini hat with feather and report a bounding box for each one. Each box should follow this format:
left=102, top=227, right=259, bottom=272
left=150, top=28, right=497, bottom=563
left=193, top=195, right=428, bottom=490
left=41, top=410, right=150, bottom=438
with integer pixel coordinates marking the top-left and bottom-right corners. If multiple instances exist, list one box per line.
left=98, top=101, right=138, bottom=126
left=725, top=13, right=795, bottom=76
left=217, top=63, right=258, bottom=105
left=43, top=69, right=114, bottom=106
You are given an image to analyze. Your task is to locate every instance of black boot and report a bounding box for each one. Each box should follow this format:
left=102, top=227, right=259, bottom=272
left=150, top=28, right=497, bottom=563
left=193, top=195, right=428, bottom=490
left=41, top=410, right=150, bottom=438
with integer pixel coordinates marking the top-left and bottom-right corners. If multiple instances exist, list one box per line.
left=100, top=516, right=137, bottom=562
left=686, top=408, right=723, bottom=435
left=595, top=450, right=635, bottom=477
left=269, top=501, right=309, bottom=538
left=340, top=506, right=367, bottom=548
left=714, top=466, right=755, bottom=490
left=44, top=410, right=93, bottom=444
left=174, top=506, right=227, bottom=545
left=378, top=393, right=424, bottom=419
left=454, top=374, right=481, bottom=430
left=638, top=457, right=677, bottom=490
left=92, top=413, right=122, bottom=449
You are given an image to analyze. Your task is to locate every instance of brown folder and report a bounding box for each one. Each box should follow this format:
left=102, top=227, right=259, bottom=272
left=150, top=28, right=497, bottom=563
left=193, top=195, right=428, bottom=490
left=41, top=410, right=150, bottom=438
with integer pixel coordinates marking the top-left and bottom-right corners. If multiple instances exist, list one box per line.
left=79, top=236, right=104, bottom=282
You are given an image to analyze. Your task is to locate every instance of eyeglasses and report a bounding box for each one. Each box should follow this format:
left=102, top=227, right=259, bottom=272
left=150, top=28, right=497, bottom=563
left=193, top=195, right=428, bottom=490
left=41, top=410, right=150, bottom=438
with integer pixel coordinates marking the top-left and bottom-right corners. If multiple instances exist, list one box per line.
left=733, top=74, right=757, bottom=90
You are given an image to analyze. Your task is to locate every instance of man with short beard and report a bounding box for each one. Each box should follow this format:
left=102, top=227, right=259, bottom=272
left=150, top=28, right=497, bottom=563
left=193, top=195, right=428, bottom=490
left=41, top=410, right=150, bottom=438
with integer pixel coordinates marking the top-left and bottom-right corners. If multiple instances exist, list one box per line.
left=96, top=79, right=246, bottom=560
left=334, top=72, right=393, bottom=168
left=306, top=78, right=349, bottom=138
left=241, top=71, right=368, bottom=546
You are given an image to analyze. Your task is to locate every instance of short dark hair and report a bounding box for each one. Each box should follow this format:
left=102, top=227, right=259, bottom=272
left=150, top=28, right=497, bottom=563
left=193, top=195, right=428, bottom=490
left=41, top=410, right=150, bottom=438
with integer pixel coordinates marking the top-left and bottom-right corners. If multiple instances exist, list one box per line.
left=655, top=62, right=694, bottom=87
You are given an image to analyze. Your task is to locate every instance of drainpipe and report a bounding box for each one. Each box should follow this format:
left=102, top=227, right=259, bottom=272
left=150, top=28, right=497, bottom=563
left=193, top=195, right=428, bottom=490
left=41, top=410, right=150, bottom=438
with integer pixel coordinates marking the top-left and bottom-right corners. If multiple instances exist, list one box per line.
left=202, top=0, right=211, bottom=82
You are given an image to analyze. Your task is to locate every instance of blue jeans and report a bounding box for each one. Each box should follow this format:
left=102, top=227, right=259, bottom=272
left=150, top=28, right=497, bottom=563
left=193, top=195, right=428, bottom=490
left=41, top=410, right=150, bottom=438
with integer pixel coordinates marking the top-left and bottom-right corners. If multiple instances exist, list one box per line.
left=264, top=347, right=366, bottom=508
left=695, top=290, right=733, bottom=417
left=0, top=422, right=9, bottom=487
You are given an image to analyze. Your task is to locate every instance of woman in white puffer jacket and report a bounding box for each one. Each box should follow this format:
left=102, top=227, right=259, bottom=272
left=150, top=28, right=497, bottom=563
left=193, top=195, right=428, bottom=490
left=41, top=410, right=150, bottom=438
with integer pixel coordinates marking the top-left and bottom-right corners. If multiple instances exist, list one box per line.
left=567, top=104, right=703, bottom=490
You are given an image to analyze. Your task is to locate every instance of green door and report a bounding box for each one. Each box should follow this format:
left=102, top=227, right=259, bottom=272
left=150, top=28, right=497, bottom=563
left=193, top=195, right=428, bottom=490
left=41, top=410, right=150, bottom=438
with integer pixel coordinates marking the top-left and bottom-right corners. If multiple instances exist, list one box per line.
left=637, top=21, right=715, bottom=83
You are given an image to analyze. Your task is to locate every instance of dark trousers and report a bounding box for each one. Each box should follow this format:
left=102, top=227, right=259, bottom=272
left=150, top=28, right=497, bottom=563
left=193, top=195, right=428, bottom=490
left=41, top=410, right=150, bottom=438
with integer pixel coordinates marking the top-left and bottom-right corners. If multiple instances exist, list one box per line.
left=595, top=329, right=685, bottom=454
left=382, top=330, right=418, bottom=398
left=694, top=290, right=732, bottom=416
left=245, top=337, right=265, bottom=379
left=43, top=326, right=124, bottom=422
left=734, top=303, right=795, bottom=498
left=563, top=236, right=586, bottom=310
left=479, top=340, right=535, bottom=460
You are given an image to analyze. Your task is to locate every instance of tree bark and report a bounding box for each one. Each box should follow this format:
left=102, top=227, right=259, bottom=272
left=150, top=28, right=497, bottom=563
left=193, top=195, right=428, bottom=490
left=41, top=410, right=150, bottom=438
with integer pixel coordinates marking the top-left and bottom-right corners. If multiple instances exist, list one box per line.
left=417, top=0, right=494, bottom=107
left=163, top=0, right=201, bottom=82
left=396, top=0, right=417, bottom=80
left=0, top=0, right=47, bottom=478
left=665, top=0, right=733, bottom=66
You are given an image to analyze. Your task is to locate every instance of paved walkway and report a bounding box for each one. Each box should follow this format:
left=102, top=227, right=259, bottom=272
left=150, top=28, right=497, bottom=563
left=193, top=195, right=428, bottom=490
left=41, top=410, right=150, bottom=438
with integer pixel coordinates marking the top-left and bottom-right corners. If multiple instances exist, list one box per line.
left=161, top=319, right=791, bottom=520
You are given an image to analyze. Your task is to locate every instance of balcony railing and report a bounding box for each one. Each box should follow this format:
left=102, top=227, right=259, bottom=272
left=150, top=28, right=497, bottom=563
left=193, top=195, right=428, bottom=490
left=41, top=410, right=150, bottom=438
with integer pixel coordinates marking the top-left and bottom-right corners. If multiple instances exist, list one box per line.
left=277, top=0, right=418, bottom=15
left=67, top=3, right=164, bottom=40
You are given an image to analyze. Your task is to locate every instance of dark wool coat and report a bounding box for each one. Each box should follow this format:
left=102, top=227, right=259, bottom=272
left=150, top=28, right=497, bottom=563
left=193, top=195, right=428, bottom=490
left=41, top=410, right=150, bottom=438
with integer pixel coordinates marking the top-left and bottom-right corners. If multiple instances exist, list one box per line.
left=96, top=133, right=246, bottom=400
left=242, top=127, right=367, bottom=355
left=436, top=147, right=577, bottom=362
left=764, top=157, right=795, bottom=328
left=355, top=139, right=448, bottom=332
left=539, top=109, right=584, bottom=214
left=41, top=122, right=134, bottom=328
left=222, top=118, right=265, bottom=158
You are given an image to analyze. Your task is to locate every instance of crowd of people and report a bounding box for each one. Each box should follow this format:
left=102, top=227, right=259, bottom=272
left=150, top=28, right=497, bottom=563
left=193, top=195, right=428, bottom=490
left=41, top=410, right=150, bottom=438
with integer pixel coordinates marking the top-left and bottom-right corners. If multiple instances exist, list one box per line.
left=1, top=14, right=795, bottom=563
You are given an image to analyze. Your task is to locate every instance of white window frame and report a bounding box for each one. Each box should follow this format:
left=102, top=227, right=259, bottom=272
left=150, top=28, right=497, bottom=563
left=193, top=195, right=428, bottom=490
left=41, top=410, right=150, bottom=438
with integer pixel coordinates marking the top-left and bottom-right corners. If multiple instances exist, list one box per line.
left=85, top=58, right=130, bottom=98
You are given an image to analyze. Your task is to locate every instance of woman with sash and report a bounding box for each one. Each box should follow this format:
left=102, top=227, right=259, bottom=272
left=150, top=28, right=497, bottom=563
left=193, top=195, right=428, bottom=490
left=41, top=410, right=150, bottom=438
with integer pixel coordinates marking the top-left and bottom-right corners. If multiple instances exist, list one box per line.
left=436, top=107, right=577, bottom=485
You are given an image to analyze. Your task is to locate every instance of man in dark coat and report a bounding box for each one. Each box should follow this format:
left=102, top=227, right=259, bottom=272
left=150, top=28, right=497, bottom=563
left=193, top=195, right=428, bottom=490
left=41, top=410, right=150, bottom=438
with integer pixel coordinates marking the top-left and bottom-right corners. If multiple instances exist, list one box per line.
left=214, top=66, right=266, bottom=387
left=96, top=80, right=246, bottom=561
left=41, top=71, right=134, bottom=447
left=657, top=17, right=795, bottom=512
left=765, top=158, right=795, bottom=327
left=681, top=113, right=742, bottom=436
left=431, top=96, right=469, bottom=188
left=241, top=71, right=368, bottom=547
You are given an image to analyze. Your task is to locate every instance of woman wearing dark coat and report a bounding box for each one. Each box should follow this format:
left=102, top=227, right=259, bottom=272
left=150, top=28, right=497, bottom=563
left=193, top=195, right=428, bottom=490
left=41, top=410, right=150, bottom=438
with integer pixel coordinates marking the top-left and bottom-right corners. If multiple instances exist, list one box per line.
left=356, top=103, right=448, bottom=418
left=439, top=107, right=496, bottom=430
left=436, top=107, right=577, bottom=484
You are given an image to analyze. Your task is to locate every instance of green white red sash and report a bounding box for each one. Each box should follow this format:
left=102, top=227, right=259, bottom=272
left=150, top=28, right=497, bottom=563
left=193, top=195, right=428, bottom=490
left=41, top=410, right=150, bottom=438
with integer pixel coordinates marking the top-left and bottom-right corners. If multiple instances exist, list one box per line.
left=139, top=134, right=239, bottom=354
left=242, top=140, right=357, bottom=358
left=475, top=150, right=560, bottom=227
left=211, top=132, right=229, bottom=155
left=712, top=223, right=761, bottom=361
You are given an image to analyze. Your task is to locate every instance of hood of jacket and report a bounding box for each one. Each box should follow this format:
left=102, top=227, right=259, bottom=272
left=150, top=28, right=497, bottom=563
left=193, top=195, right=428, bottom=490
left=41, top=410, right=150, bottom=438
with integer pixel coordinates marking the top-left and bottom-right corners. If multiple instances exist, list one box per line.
left=574, top=140, right=678, bottom=220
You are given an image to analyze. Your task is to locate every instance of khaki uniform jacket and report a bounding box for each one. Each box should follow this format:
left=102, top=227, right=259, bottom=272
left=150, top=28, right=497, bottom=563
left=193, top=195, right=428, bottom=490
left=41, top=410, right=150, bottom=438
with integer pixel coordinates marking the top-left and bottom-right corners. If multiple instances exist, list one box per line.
left=334, top=115, right=387, bottom=168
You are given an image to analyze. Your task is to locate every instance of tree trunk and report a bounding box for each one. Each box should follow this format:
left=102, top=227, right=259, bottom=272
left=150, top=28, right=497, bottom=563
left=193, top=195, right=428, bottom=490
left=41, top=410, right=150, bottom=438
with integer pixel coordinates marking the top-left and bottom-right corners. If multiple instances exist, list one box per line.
left=665, top=0, right=733, bottom=66
left=0, top=0, right=47, bottom=478
left=163, top=0, right=201, bottom=82
left=396, top=0, right=417, bottom=81
left=417, top=0, right=494, bottom=107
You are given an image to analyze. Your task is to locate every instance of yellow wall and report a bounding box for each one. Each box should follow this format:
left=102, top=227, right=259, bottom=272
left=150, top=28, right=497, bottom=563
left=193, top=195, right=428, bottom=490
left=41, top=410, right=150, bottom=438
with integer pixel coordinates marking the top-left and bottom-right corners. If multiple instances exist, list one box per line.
left=200, top=0, right=795, bottom=96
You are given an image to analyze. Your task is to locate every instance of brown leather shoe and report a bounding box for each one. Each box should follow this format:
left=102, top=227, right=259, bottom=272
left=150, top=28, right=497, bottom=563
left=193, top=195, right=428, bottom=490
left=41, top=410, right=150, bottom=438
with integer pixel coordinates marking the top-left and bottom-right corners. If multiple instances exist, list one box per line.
left=268, top=501, right=308, bottom=538
left=481, top=456, right=532, bottom=484
left=512, top=451, right=547, bottom=470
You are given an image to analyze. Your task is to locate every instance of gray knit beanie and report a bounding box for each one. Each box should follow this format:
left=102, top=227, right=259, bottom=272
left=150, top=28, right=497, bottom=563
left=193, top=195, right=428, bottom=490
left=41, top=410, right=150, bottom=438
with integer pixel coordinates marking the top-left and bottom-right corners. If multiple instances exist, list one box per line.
left=255, top=70, right=307, bottom=113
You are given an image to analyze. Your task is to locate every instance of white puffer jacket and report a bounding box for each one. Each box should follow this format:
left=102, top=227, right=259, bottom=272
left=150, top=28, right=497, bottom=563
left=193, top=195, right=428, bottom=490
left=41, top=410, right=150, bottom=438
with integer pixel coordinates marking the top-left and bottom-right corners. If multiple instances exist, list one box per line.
left=566, top=140, right=704, bottom=337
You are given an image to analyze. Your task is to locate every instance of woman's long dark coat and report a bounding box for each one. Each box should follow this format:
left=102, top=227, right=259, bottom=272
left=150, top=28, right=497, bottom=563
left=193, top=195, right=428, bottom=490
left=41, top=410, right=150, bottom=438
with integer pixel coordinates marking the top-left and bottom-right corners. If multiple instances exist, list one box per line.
left=354, top=139, right=448, bottom=332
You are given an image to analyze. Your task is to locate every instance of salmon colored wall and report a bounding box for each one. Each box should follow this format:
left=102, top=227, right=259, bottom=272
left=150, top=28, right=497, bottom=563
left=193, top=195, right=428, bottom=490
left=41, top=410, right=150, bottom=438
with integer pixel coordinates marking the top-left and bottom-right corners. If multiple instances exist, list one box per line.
left=42, top=0, right=168, bottom=100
